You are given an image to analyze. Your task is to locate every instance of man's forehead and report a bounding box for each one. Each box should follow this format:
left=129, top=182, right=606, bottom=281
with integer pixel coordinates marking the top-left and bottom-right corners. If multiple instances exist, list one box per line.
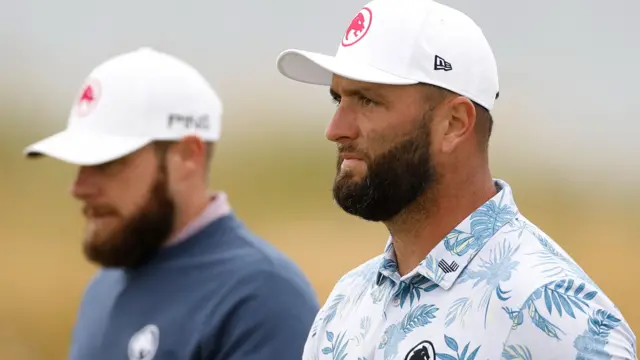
left=330, top=75, right=384, bottom=94
left=329, top=75, right=421, bottom=98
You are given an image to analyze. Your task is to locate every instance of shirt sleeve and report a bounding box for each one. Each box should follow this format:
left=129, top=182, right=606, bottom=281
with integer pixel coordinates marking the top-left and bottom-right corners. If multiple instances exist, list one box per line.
left=204, top=268, right=320, bottom=360
left=500, top=278, right=637, bottom=360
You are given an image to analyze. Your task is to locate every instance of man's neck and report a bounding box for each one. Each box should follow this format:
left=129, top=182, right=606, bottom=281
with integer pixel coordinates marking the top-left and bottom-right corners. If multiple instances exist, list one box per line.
left=385, top=173, right=496, bottom=276
left=168, top=191, right=212, bottom=243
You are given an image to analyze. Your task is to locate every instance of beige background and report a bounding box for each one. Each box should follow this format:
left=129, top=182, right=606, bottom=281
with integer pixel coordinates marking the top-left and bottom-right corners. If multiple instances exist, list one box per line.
left=1, top=0, right=639, bottom=357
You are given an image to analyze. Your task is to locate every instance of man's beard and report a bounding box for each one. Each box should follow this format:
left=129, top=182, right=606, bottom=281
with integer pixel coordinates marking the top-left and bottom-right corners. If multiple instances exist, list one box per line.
left=332, top=116, right=437, bottom=222
left=82, top=170, right=175, bottom=269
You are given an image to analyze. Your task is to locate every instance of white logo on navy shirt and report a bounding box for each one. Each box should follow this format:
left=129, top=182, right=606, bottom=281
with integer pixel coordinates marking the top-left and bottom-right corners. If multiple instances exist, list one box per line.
left=128, top=324, right=160, bottom=360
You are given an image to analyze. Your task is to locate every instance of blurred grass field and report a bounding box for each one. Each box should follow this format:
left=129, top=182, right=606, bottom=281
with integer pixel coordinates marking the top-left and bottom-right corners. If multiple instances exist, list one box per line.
left=0, top=113, right=638, bottom=359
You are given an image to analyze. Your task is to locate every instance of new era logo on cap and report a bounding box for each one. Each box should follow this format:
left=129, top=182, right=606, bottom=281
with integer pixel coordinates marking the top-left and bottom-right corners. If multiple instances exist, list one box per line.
left=434, top=55, right=452, bottom=71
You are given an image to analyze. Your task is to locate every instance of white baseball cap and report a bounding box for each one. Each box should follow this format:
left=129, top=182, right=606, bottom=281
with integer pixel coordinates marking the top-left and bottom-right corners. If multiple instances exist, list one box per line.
left=276, top=0, right=499, bottom=110
left=24, top=47, right=223, bottom=166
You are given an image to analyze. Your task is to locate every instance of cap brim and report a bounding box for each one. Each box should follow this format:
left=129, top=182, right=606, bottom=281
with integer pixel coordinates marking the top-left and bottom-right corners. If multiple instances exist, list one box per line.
left=23, top=129, right=152, bottom=166
left=276, top=49, right=418, bottom=86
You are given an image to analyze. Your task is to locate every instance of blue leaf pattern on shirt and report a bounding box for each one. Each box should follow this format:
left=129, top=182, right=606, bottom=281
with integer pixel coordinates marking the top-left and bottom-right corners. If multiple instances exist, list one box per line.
left=541, top=279, right=595, bottom=320
left=501, top=344, right=532, bottom=360
left=444, top=296, right=473, bottom=328
left=454, top=238, right=520, bottom=327
left=312, top=294, right=347, bottom=338
left=371, top=277, right=395, bottom=308
left=573, top=309, right=621, bottom=360
left=378, top=304, right=439, bottom=360
left=423, top=254, right=446, bottom=284
left=502, top=279, right=602, bottom=342
left=322, top=331, right=350, bottom=360
left=527, top=231, right=602, bottom=292
left=436, top=335, right=480, bottom=360
left=444, top=190, right=516, bottom=257
left=393, top=276, right=439, bottom=309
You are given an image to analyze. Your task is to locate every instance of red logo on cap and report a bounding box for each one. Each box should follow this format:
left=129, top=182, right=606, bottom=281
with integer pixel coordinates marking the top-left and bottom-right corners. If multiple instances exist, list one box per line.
left=342, top=7, right=372, bottom=47
left=75, top=78, right=101, bottom=117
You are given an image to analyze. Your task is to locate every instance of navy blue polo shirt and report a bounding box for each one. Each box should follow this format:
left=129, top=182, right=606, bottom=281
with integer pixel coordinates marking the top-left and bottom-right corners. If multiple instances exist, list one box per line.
left=68, top=213, right=319, bottom=360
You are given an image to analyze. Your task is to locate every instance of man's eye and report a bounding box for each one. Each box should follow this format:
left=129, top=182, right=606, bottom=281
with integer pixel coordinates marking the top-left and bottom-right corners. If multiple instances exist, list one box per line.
left=359, top=96, right=375, bottom=107
left=330, top=95, right=375, bottom=107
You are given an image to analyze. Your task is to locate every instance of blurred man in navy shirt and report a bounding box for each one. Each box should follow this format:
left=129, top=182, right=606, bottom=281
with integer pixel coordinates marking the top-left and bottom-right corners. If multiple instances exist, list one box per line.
left=24, top=47, right=319, bottom=360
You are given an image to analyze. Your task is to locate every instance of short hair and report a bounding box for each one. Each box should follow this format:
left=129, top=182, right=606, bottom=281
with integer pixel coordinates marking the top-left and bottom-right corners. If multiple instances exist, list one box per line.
left=474, top=103, right=493, bottom=151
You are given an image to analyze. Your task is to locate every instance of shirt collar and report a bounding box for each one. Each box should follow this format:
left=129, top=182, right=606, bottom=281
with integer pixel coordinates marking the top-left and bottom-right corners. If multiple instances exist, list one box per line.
left=166, top=191, right=232, bottom=246
left=376, top=179, right=519, bottom=290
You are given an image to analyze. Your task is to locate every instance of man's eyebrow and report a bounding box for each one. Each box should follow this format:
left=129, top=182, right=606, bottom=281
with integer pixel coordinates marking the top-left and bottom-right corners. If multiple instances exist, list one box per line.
left=330, top=86, right=386, bottom=99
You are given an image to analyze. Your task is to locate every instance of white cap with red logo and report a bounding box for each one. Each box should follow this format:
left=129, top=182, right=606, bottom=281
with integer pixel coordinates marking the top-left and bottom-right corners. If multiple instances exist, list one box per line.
left=276, top=0, right=499, bottom=111
left=24, top=47, right=223, bottom=166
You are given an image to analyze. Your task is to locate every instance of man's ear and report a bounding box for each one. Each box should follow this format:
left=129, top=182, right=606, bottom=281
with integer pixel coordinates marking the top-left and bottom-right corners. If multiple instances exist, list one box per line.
left=440, top=96, right=476, bottom=154
left=169, top=135, right=206, bottom=179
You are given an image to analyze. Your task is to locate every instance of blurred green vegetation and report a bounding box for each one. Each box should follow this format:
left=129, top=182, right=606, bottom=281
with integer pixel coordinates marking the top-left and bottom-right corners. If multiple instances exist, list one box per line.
left=0, top=113, right=638, bottom=359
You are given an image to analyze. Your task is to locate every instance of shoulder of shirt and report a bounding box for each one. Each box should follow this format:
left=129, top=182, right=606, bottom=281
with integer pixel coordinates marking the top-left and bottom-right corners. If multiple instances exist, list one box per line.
left=479, top=214, right=620, bottom=316
left=208, top=217, right=319, bottom=301
left=493, top=220, right=633, bottom=349
left=197, top=215, right=310, bottom=279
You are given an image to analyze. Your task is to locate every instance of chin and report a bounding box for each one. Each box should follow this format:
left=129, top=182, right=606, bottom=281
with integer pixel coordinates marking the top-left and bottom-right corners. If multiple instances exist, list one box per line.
left=83, top=232, right=110, bottom=248
left=337, top=168, right=367, bottom=183
left=85, top=223, right=112, bottom=238
left=84, top=223, right=117, bottom=245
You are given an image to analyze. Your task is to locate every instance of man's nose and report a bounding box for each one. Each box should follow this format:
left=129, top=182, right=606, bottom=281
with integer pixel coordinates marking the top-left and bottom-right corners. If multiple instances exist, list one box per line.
left=69, top=166, right=100, bottom=200
left=325, top=104, right=359, bottom=144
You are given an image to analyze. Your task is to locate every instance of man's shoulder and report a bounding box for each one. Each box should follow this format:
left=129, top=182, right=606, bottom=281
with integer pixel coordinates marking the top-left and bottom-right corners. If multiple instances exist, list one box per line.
left=201, top=215, right=314, bottom=286
left=491, top=218, right=635, bottom=358
left=502, top=215, right=594, bottom=286
left=475, top=214, right=614, bottom=313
